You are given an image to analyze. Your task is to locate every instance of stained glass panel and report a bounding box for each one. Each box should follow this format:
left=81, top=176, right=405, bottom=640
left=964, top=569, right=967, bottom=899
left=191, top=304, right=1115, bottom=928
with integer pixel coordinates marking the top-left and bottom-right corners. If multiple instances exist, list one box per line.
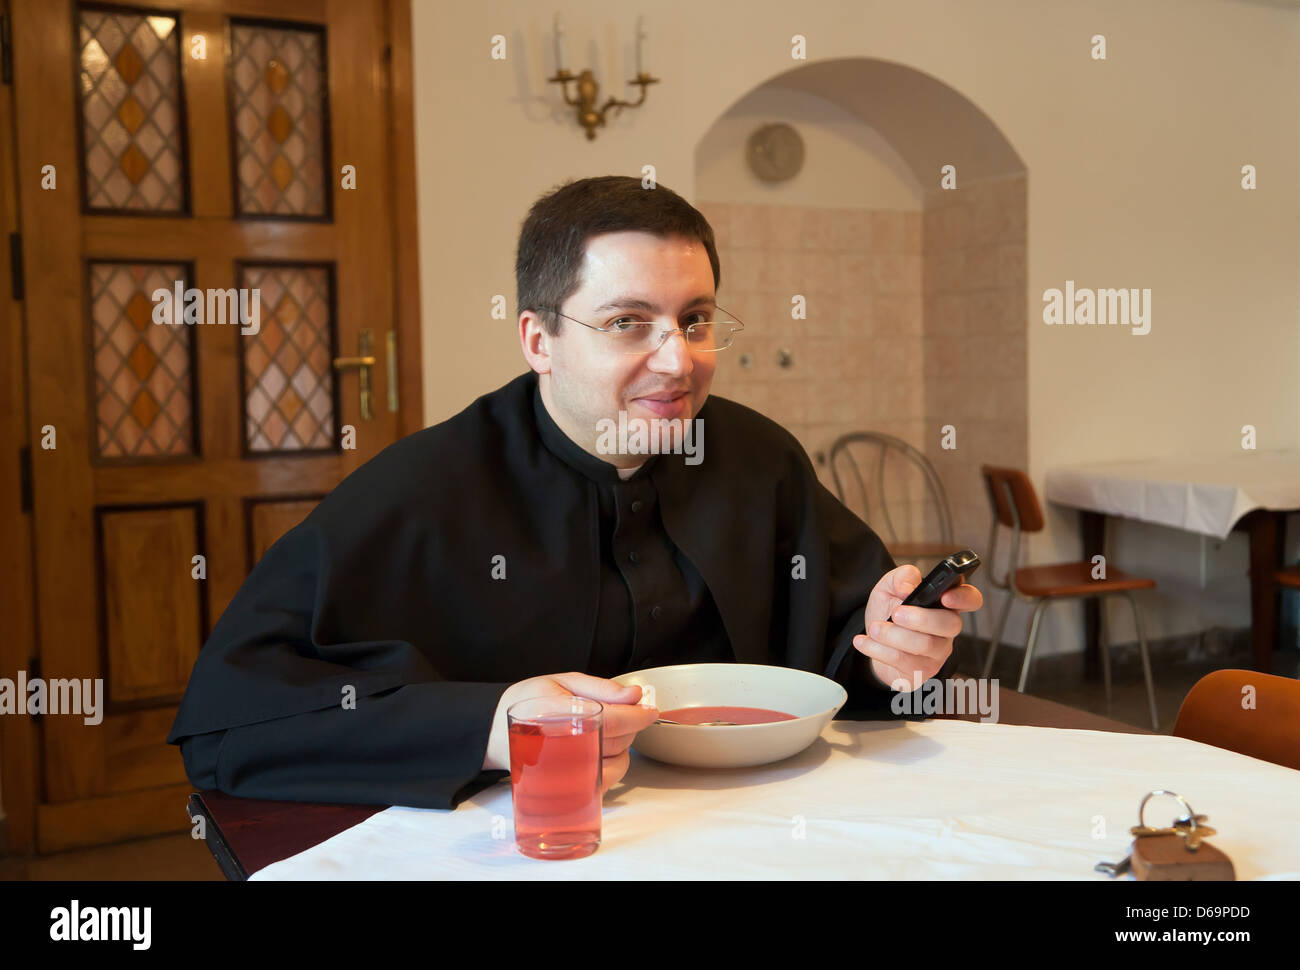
left=78, top=6, right=186, bottom=212
left=89, top=262, right=194, bottom=457
left=229, top=22, right=328, bottom=217
left=240, top=264, right=335, bottom=451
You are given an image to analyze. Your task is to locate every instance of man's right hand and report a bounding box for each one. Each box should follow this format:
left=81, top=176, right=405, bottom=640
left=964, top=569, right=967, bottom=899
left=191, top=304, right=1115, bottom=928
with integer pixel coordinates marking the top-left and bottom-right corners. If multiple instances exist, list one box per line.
left=481, top=672, right=658, bottom=794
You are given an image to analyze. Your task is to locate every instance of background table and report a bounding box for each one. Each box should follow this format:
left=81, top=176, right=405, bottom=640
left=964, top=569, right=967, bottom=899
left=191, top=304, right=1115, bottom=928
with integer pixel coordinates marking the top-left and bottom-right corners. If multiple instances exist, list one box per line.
left=188, top=688, right=1151, bottom=880
left=1045, top=449, right=1300, bottom=674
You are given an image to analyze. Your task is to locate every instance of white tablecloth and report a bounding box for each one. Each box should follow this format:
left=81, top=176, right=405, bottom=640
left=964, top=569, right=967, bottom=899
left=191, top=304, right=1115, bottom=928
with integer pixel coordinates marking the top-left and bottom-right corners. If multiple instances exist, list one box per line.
left=1044, top=450, right=1300, bottom=540
left=249, top=718, right=1300, bottom=880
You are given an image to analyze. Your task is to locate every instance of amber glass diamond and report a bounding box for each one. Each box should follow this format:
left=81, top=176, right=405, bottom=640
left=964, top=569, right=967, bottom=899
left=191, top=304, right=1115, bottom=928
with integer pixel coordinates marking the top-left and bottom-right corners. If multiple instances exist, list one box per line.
left=114, top=42, right=144, bottom=84
left=127, top=341, right=158, bottom=380
left=129, top=390, right=160, bottom=428
left=117, top=96, right=146, bottom=134
left=267, top=105, right=292, bottom=143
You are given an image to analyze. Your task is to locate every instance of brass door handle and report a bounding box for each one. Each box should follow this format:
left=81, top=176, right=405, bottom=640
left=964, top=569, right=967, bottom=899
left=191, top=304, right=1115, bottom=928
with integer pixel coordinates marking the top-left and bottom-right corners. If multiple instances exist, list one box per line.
left=333, top=329, right=374, bottom=420
left=386, top=330, right=398, bottom=412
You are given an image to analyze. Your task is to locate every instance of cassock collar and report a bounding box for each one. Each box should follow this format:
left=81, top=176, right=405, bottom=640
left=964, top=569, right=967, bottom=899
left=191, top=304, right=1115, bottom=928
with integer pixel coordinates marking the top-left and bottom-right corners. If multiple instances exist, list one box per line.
left=531, top=376, right=659, bottom=485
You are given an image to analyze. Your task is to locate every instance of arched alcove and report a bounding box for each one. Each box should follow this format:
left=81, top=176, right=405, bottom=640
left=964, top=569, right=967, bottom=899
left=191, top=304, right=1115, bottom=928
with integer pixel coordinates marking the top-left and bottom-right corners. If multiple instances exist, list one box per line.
left=695, top=57, right=1028, bottom=558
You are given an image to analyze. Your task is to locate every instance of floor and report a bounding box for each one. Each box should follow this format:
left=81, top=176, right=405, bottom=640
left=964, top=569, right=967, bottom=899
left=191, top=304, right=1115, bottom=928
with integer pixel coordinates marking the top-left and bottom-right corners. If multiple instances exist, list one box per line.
left=3, top=645, right=1297, bottom=881
left=0, top=830, right=224, bottom=880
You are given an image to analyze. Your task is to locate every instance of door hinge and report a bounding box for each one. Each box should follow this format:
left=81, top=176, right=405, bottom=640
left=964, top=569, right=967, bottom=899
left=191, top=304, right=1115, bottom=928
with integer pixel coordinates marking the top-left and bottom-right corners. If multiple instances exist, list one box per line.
left=1, top=12, right=11, bottom=86
left=19, top=445, right=32, bottom=512
left=9, top=232, right=22, bottom=301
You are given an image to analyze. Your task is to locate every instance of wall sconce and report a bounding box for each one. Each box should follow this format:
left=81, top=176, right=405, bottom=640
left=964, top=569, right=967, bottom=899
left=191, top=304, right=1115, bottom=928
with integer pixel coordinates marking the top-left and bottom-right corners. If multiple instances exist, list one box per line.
left=549, top=14, right=659, bottom=141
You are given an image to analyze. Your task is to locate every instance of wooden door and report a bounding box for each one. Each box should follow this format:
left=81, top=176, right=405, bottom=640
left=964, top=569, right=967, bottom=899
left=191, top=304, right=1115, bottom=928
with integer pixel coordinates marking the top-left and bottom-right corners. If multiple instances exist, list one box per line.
left=6, top=0, right=421, bottom=852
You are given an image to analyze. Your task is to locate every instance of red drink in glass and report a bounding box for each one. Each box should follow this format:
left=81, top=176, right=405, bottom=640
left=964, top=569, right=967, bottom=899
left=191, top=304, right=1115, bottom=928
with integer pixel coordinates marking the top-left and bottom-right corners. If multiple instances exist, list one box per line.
left=507, top=696, right=603, bottom=860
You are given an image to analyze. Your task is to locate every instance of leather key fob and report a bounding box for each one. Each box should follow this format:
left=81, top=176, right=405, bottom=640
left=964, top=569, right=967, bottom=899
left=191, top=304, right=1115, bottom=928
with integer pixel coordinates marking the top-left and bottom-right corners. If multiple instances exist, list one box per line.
left=1131, top=834, right=1236, bottom=881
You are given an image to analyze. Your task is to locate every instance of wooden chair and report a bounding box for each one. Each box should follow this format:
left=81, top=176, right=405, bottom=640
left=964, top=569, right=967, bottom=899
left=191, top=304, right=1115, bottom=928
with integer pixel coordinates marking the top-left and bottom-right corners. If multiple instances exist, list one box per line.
left=1172, top=669, right=1300, bottom=771
left=829, top=431, right=981, bottom=655
left=979, top=465, right=1160, bottom=730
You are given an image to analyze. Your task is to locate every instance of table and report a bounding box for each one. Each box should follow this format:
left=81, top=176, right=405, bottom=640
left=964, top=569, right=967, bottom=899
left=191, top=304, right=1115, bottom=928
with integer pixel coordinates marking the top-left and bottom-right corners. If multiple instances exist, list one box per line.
left=188, top=688, right=1151, bottom=880
left=1045, top=450, right=1300, bottom=674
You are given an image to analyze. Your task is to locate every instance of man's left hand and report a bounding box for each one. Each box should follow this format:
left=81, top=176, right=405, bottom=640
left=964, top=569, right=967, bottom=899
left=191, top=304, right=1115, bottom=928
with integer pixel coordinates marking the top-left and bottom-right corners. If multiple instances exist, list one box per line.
left=854, top=564, right=984, bottom=692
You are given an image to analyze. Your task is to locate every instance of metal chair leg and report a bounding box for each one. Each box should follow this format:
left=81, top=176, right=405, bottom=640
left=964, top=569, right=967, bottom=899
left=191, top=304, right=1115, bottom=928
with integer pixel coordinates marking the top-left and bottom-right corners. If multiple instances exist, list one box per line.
left=1124, top=590, right=1159, bottom=731
left=1018, top=599, right=1050, bottom=693
left=968, top=608, right=982, bottom=671
left=1098, top=596, right=1112, bottom=713
left=982, top=589, right=1015, bottom=680
left=957, top=607, right=984, bottom=674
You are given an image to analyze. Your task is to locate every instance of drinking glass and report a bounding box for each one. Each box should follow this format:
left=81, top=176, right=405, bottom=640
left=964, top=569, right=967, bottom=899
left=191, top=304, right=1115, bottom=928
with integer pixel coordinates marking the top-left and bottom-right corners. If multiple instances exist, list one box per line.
left=507, top=695, right=603, bottom=860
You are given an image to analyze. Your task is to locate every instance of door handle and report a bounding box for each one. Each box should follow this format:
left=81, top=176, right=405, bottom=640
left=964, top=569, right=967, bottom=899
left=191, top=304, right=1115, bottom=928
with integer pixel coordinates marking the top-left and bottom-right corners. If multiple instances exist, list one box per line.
left=386, top=330, right=398, bottom=413
left=333, top=329, right=375, bottom=420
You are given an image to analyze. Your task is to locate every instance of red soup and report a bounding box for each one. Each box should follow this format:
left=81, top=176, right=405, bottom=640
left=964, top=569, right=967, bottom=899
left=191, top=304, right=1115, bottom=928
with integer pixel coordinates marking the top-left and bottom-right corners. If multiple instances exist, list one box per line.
left=659, top=705, right=798, bottom=725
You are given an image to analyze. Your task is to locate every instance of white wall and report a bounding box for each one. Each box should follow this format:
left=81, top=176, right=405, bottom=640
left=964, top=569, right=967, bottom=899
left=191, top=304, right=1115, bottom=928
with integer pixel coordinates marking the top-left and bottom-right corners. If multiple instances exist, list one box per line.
left=694, top=85, right=921, bottom=209
left=410, top=0, right=1300, bottom=654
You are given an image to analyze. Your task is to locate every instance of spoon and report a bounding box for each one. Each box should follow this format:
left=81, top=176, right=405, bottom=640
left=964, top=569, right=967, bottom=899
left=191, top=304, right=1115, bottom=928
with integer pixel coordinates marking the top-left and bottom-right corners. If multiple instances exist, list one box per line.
left=654, top=717, right=740, bottom=726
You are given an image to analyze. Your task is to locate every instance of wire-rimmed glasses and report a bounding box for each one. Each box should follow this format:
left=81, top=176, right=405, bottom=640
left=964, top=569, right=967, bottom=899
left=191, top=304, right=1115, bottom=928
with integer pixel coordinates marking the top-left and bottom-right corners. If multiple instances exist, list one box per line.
left=537, top=303, right=746, bottom=356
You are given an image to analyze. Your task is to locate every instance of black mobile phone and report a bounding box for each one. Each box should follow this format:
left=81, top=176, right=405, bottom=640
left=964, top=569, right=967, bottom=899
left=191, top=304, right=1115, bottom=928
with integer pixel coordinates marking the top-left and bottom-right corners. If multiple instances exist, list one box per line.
left=896, top=549, right=980, bottom=612
left=828, top=548, right=982, bottom=678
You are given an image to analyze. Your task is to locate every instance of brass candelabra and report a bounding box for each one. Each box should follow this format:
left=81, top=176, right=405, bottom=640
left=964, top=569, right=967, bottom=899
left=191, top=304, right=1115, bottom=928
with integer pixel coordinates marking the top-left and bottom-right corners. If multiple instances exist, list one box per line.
left=547, top=69, right=659, bottom=141
left=550, top=15, right=658, bottom=141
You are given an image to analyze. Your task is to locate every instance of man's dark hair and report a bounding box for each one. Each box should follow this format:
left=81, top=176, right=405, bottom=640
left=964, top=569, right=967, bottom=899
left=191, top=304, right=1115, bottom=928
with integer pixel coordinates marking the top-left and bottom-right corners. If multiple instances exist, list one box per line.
left=515, top=175, right=721, bottom=336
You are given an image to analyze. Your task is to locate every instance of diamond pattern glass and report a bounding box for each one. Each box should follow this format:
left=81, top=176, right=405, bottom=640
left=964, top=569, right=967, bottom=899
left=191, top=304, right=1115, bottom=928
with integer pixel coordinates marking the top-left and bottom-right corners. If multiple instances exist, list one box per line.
left=78, top=6, right=186, bottom=212
left=229, top=22, right=328, bottom=217
left=90, top=263, right=194, bottom=458
left=241, top=265, right=335, bottom=452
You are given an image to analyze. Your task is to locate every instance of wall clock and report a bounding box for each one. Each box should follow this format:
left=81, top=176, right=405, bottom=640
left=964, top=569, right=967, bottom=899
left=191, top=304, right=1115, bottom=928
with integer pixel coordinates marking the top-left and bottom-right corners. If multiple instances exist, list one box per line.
left=746, top=122, right=804, bottom=182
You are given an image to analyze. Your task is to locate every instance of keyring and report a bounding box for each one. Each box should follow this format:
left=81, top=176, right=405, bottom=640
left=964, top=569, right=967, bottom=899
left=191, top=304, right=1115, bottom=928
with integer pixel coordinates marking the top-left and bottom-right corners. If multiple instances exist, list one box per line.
left=1138, top=789, right=1198, bottom=833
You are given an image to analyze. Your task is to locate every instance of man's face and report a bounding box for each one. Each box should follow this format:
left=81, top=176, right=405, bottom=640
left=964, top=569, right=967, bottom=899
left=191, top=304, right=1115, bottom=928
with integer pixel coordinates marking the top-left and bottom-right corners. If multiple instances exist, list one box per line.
left=523, top=230, right=718, bottom=465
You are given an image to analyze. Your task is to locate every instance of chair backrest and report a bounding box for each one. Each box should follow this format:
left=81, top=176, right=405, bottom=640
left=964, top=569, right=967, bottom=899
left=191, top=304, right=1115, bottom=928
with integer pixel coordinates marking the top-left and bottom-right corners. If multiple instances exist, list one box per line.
left=1172, top=669, right=1300, bottom=771
left=828, top=432, right=953, bottom=548
left=980, top=465, right=1045, bottom=533
left=979, top=465, right=1045, bottom=593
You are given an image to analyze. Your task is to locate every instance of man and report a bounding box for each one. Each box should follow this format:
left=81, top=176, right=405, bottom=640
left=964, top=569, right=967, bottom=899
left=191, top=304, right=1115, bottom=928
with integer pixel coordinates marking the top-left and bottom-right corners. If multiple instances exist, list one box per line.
left=167, top=175, right=982, bottom=808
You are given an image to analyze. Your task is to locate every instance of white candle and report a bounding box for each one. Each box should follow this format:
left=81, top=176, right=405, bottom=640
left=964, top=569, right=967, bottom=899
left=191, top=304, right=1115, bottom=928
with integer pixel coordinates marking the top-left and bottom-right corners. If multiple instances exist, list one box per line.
left=554, top=13, right=566, bottom=70
left=636, top=16, right=645, bottom=75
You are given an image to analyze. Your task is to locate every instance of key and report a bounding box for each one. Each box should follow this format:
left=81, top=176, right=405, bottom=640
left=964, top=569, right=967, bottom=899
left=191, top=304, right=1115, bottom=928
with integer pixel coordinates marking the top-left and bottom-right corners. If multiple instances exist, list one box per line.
left=1101, top=813, right=1209, bottom=876
left=1131, top=817, right=1216, bottom=851
left=1118, top=792, right=1236, bottom=880
left=1095, top=853, right=1132, bottom=877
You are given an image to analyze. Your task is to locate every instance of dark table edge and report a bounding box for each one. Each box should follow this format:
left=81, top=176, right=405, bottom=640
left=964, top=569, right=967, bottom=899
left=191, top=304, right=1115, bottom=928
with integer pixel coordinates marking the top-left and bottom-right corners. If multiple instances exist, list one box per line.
left=191, top=791, right=386, bottom=880
left=187, top=793, right=248, bottom=882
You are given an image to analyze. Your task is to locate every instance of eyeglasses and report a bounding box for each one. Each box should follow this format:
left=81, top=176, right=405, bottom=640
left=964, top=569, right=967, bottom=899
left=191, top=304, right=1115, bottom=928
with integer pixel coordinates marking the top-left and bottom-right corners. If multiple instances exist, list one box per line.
left=537, top=303, right=746, bottom=356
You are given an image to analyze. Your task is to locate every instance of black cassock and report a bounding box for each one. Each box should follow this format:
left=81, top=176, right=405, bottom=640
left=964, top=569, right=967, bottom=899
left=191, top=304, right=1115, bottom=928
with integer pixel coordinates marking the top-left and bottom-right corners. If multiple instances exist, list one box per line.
left=167, top=371, right=907, bottom=809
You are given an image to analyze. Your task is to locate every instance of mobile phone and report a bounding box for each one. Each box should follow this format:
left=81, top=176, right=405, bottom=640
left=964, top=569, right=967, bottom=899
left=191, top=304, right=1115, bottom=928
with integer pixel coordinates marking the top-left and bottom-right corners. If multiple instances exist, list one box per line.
left=894, top=549, right=980, bottom=613
left=824, top=549, right=981, bottom=679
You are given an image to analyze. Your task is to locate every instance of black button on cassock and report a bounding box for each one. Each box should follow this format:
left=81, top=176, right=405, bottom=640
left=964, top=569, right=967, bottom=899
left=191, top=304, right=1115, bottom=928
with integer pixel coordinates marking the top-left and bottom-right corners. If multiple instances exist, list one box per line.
left=650, top=605, right=663, bottom=620
left=630, top=500, right=644, bottom=513
left=628, top=551, right=640, bottom=564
